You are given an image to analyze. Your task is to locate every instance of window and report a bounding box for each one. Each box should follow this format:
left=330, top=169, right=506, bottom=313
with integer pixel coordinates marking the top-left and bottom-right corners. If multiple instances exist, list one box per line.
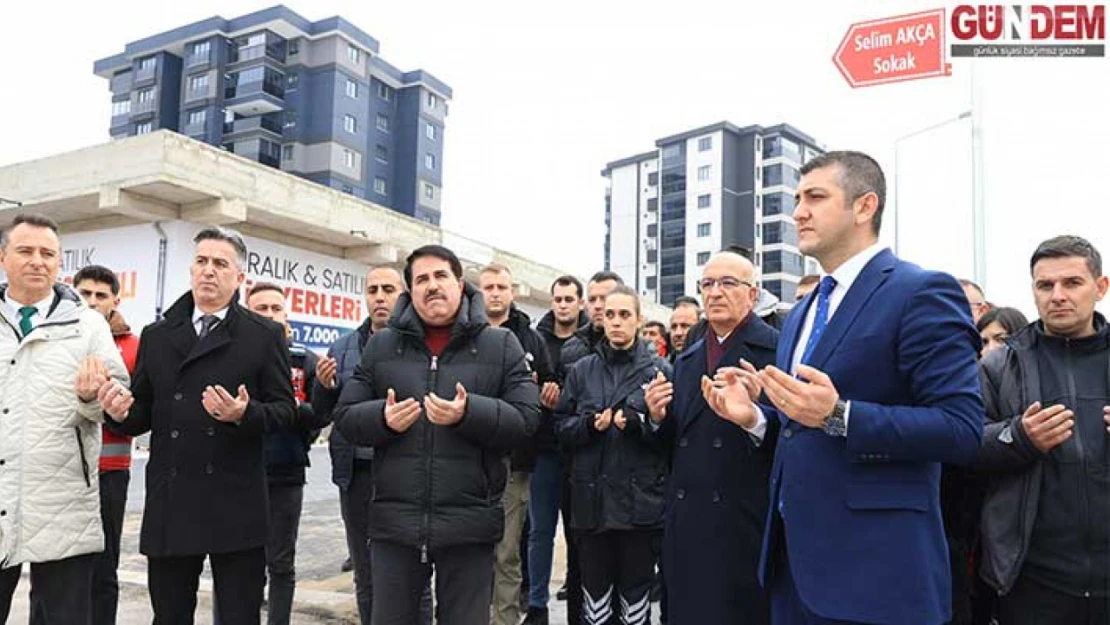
left=111, top=100, right=131, bottom=116
left=646, top=224, right=658, bottom=237
left=374, top=144, right=388, bottom=162
left=697, top=194, right=711, bottom=209
left=135, top=122, right=152, bottom=135
left=348, top=44, right=361, bottom=64
left=188, top=74, right=209, bottom=94
left=377, top=83, right=392, bottom=101
left=189, top=41, right=210, bottom=64
left=426, top=92, right=438, bottom=109
left=282, top=144, right=293, bottom=161
left=284, top=109, right=297, bottom=128
left=344, top=114, right=357, bottom=133
left=697, top=252, right=711, bottom=265
left=344, top=149, right=356, bottom=169
left=425, top=153, right=436, bottom=170
left=424, top=183, right=435, bottom=200
left=762, top=163, right=800, bottom=188
left=288, top=40, right=299, bottom=55
left=287, top=73, right=299, bottom=90
left=426, top=124, right=438, bottom=141
left=697, top=223, right=711, bottom=237
left=137, top=88, right=154, bottom=104
left=698, top=136, right=712, bottom=151
left=138, top=56, right=156, bottom=71
left=647, top=172, right=658, bottom=186
left=376, top=113, right=389, bottom=132
left=647, top=198, right=658, bottom=212
left=697, top=165, right=712, bottom=181
left=345, top=78, right=358, bottom=99
left=374, top=176, right=387, bottom=195
left=187, top=110, right=206, bottom=126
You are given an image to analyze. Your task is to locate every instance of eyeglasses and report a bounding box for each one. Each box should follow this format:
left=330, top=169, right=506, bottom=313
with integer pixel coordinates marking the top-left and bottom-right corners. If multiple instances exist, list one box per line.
left=698, top=277, right=752, bottom=292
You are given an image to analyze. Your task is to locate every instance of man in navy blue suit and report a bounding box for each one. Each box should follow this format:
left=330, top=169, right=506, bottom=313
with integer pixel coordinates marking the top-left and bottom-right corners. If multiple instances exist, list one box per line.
left=704, top=151, right=984, bottom=625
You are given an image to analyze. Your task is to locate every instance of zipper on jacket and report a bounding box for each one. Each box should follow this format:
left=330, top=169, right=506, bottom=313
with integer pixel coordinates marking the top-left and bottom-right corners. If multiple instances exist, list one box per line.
left=74, top=428, right=91, bottom=488
left=421, top=354, right=439, bottom=563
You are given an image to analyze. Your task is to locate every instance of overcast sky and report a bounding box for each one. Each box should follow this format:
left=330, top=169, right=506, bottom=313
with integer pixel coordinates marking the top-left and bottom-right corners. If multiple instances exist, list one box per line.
left=0, top=0, right=1107, bottom=319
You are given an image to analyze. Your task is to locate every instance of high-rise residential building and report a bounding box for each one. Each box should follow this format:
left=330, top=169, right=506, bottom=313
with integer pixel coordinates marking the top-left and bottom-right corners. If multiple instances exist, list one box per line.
left=93, top=5, right=451, bottom=225
left=602, top=121, right=824, bottom=306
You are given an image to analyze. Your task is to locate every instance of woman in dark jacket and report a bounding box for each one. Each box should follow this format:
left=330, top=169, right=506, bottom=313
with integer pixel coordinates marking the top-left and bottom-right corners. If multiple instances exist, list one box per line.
left=556, top=285, right=672, bottom=625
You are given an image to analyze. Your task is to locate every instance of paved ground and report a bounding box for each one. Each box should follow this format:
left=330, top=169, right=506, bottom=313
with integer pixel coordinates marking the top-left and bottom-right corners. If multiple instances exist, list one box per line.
left=6, top=445, right=663, bottom=624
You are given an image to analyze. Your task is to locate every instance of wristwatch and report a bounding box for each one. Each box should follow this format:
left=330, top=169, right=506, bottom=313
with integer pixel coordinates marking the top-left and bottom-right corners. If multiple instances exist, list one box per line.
left=822, top=400, right=848, bottom=437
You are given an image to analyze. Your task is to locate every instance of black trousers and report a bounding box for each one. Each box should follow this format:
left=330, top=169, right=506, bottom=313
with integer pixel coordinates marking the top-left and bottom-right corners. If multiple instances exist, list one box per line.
left=264, top=483, right=304, bottom=625
left=577, top=530, right=658, bottom=625
left=371, top=540, right=493, bottom=625
left=0, top=552, right=96, bottom=624
left=999, top=575, right=1108, bottom=625
left=561, top=465, right=583, bottom=625
left=148, top=547, right=265, bottom=624
left=92, top=469, right=130, bottom=625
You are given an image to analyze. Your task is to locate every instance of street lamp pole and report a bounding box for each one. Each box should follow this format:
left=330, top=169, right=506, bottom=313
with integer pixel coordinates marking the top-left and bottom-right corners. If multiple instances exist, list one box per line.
left=893, top=110, right=973, bottom=258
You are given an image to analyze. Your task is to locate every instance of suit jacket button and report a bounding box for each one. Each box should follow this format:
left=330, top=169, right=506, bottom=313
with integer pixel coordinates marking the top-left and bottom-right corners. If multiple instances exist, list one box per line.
left=170, top=430, right=180, bottom=439
left=676, top=488, right=686, bottom=500
left=712, top=491, right=721, bottom=503
left=712, top=437, right=723, bottom=449
left=678, top=437, right=689, bottom=448
left=206, top=427, right=215, bottom=437
left=174, top=392, right=183, bottom=401
left=783, top=429, right=794, bottom=439
left=205, top=464, right=214, bottom=475
left=169, top=468, right=177, bottom=477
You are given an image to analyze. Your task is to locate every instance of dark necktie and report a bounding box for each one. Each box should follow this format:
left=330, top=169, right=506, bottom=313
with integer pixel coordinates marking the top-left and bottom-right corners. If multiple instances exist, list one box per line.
left=198, top=314, right=219, bottom=339
left=18, top=306, right=35, bottom=338
left=800, top=276, right=837, bottom=366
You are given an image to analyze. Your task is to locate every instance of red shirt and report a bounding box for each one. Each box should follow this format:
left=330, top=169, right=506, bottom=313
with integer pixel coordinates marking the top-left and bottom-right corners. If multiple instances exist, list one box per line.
left=101, top=332, right=139, bottom=472
left=425, top=325, right=452, bottom=357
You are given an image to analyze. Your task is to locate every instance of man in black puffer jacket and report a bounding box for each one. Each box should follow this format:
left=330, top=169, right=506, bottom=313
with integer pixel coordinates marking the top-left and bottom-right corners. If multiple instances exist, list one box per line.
left=334, top=245, right=541, bottom=625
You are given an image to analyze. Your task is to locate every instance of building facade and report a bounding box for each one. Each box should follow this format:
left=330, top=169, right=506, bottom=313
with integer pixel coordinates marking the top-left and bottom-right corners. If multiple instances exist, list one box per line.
left=94, top=5, right=451, bottom=224
left=603, top=122, right=823, bottom=306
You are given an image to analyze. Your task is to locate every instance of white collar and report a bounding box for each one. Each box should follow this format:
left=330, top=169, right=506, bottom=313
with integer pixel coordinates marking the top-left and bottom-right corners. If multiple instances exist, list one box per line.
left=823, top=241, right=887, bottom=292
left=3, top=290, right=55, bottom=318
left=193, top=306, right=229, bottom=324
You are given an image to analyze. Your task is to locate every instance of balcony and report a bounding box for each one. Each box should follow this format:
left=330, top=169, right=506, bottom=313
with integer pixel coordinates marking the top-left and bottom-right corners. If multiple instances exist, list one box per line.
left=133, top=100, right=156, bottom=115
left=186, top=52, right=211, bottom=67
left=224, top=81, right=284, bottom=116
left=183, top=122, right=208, bottom=138
left=135, top=65, right=156, bottom=82
left=222, top=115, right=283, bottom=137
left=229, top=43, right=285, bottom=65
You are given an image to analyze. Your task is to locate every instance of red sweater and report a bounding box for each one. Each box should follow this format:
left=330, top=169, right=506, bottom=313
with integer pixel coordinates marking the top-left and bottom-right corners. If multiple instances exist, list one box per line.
left=102, top=311, right=139, bottom=472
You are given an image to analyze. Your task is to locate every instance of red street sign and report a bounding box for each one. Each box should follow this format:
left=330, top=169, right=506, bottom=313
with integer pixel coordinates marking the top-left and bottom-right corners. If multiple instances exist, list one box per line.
left=834, top=9, right=951, bottom=88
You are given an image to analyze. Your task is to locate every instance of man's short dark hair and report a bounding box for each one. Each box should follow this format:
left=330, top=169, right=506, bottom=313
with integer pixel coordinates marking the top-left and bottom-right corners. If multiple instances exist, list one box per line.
left=798, top=274, right=821, bottom=289
left=73, top=265, right=121, bottom=296
left=247, top=281, right=285, bottom=300
left=589, top=270, right=624, bottom=286
left=404, top=245, right=463, bottom=288
left=551, top=274, right=584, bottom=299
left=1, top=214, right=59, bottom=250
left=644, top=320, right=668, bottom=336
left=194, top=226, right=248, bottom=267
left=673, top=295, right=701, bottom=312
left=1030, top=235, right=1102, bottom=278
left=800, top=151, right=887, bottom=236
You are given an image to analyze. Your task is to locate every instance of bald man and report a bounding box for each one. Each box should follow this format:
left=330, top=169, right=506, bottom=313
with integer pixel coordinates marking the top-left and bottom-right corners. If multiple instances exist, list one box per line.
left=645, top=252, right=780, bottom=625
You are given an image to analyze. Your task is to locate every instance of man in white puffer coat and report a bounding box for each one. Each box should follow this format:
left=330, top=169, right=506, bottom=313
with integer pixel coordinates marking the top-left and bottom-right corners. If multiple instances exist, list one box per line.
left=0, top=214, right=129, bottom=623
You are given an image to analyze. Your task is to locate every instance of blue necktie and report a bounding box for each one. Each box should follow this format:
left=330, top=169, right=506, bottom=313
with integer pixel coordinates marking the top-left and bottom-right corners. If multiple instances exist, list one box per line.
left=800, top=276, right=837, bottom=366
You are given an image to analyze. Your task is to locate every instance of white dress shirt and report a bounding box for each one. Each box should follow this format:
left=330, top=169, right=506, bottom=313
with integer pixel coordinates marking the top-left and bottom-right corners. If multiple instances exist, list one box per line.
left=2, top=291, right=56, bottom=333
left=746, top=242, right=889, bottom=441
left=192, top=306, right=229, bottom=336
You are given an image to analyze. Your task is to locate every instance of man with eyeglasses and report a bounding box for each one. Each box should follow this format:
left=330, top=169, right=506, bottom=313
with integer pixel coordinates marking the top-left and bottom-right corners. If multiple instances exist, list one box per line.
left=960, top=278, right=992, bottom=324
left=644, top=250, right=780, bottom=625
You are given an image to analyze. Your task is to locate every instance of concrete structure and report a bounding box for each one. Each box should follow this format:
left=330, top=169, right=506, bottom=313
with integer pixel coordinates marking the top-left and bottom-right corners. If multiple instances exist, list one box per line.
left=93, top=5, right=450, bottom=225
left=603, top=122, right=825, bottom=306
left=0, top=132, right=670, bottom=331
